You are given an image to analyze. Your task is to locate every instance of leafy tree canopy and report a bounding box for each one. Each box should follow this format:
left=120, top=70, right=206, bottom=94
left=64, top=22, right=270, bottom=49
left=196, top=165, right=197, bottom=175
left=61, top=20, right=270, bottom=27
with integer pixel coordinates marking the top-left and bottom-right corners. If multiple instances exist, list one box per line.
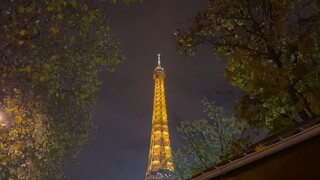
left=173, top=98, right=251, bottom=179
left=0, top=0, right=124, bottom=179
left=175, top=0, right=320, bottom=133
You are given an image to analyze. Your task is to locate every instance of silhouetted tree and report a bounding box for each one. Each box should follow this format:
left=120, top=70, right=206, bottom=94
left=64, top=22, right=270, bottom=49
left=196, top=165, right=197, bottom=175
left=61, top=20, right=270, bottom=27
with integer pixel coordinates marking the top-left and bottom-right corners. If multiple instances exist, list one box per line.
left=0, top=0, right=124, bottom=178
left=173, top=98, right=249, bottom=179
left=175, top=0, right=320, bottom=133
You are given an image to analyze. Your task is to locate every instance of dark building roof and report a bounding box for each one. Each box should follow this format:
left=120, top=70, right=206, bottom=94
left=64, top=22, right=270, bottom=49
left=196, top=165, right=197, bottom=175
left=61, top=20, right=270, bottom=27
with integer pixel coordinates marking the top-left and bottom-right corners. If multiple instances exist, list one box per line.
left=190, top=120, right=320, bottom=180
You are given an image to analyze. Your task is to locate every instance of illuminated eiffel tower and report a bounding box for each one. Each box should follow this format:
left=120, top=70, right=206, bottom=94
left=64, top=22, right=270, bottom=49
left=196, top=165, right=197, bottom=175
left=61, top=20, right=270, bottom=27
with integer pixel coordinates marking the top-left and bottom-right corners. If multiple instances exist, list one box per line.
left=145, top=54, right=174, bottom=180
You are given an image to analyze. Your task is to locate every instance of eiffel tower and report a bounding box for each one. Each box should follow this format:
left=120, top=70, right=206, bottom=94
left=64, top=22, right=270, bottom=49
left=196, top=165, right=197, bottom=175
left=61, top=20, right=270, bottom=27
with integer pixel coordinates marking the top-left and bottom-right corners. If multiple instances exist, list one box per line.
left=145, top=54, right=174, bottom=180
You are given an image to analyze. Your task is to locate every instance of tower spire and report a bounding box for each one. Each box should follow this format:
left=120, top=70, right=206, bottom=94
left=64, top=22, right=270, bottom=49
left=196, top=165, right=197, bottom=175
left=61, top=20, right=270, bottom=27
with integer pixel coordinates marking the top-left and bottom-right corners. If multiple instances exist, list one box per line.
left=146, top=54, right=174, bottom=180
left=157, top=53, right=161, bottom=67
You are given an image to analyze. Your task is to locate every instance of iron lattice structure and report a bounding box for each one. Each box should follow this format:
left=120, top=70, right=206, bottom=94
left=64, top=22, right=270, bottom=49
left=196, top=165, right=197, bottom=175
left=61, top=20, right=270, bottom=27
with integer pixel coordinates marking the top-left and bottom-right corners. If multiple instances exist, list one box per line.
left=146, top=55, right=174, bottom=180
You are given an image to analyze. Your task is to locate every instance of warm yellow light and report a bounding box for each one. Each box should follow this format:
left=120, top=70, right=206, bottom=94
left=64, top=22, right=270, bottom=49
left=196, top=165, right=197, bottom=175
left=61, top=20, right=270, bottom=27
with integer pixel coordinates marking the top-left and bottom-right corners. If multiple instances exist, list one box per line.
left=152, top=160, right=160, bottom=164
left=146, top=62, right=174, bottom=177
left=0, top=112, right=7, bottom=126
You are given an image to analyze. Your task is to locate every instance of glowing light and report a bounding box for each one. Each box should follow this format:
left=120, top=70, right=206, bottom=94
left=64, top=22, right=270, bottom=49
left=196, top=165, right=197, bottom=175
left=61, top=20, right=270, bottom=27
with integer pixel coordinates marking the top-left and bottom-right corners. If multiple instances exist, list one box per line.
left=0, top=112, right=7, bottom=127
left=146, top=55, right=174, bottom=178
left=157, top=53, right=161, bottom=67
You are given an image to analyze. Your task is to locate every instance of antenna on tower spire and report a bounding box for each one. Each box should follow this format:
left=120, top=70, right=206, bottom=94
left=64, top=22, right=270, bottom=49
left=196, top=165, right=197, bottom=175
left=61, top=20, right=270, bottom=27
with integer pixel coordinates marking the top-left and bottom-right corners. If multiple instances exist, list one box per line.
left=157, top=53, right=161, bottom=67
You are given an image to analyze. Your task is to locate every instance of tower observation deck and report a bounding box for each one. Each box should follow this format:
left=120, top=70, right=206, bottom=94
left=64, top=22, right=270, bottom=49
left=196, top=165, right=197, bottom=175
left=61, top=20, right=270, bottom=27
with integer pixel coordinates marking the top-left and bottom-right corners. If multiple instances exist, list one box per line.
left=145, top=54, right=174, bottom=180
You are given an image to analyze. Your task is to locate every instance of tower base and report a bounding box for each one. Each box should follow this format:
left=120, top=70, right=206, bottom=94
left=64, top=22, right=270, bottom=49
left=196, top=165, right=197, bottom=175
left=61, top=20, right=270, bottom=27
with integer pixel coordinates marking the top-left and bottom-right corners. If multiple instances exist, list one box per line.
left=145, top=176, right=172, bottom=180
left=145, top=171, right=173, bottom=180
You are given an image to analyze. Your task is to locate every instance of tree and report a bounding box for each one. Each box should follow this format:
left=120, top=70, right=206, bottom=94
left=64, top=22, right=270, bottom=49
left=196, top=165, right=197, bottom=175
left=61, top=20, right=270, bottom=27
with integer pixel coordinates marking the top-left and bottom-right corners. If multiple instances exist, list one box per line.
left=0, top=0, right=124, bottom=179
left=175, top=0, right=320, bottom=133
left=173, top=98, right=248, bottom=179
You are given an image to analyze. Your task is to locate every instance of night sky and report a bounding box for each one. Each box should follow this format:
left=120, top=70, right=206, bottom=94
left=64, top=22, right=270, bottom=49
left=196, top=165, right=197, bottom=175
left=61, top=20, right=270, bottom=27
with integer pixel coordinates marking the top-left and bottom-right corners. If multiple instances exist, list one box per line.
left=65, top=1, right=242, bottom=179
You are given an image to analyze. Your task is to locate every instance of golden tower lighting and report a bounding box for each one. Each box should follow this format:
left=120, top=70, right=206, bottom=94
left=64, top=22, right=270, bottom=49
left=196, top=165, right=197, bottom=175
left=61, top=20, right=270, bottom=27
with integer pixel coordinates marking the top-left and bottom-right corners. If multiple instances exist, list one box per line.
left=145, top=54, right=174, bottom=180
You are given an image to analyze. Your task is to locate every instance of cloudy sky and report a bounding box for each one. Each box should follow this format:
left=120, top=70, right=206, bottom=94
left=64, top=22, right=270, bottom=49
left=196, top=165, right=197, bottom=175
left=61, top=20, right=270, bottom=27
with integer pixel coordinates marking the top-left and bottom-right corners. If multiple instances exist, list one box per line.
left=65, top=1, right=241, bottom=179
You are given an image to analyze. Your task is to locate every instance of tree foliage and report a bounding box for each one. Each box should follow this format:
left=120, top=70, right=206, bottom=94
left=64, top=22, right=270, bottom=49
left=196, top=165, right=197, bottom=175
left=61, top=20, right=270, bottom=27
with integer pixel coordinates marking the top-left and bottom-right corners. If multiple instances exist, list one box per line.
left=0, top=0, right=124, bottom=179
left=175, top=0, right=320, bottom=133
left=173, top=98, right=248, bottom=179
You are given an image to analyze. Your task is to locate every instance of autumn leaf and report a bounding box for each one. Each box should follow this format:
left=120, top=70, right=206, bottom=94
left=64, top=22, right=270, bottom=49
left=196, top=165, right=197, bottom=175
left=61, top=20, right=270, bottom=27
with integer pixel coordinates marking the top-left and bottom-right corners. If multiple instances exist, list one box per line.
left=82, top=4, right=88, bottom=11
left=18, top=6, right=25, bottom=13
left=20, top=66, right=32, bottom=73
left=255, top=144, right=266, bottom=152
left=47, top=6, right=54, bottom=11
left=57, top=14, right=64, bottom=20
left=50, top=27, right=60, bottom=34
left=19, top=30, right=27, bottom=36
left=70, top=0, right=77, bottom=7
left=25, top=7, right=34, bottom=13
left=16, top=115, right=23, bottom=124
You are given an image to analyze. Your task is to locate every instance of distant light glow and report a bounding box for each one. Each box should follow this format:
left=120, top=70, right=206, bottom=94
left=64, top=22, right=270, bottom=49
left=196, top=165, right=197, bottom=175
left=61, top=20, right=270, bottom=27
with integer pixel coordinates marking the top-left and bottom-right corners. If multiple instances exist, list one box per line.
left=0, top=112, right=7, bottom=126
left=146, top=58, right=174, bottom=179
